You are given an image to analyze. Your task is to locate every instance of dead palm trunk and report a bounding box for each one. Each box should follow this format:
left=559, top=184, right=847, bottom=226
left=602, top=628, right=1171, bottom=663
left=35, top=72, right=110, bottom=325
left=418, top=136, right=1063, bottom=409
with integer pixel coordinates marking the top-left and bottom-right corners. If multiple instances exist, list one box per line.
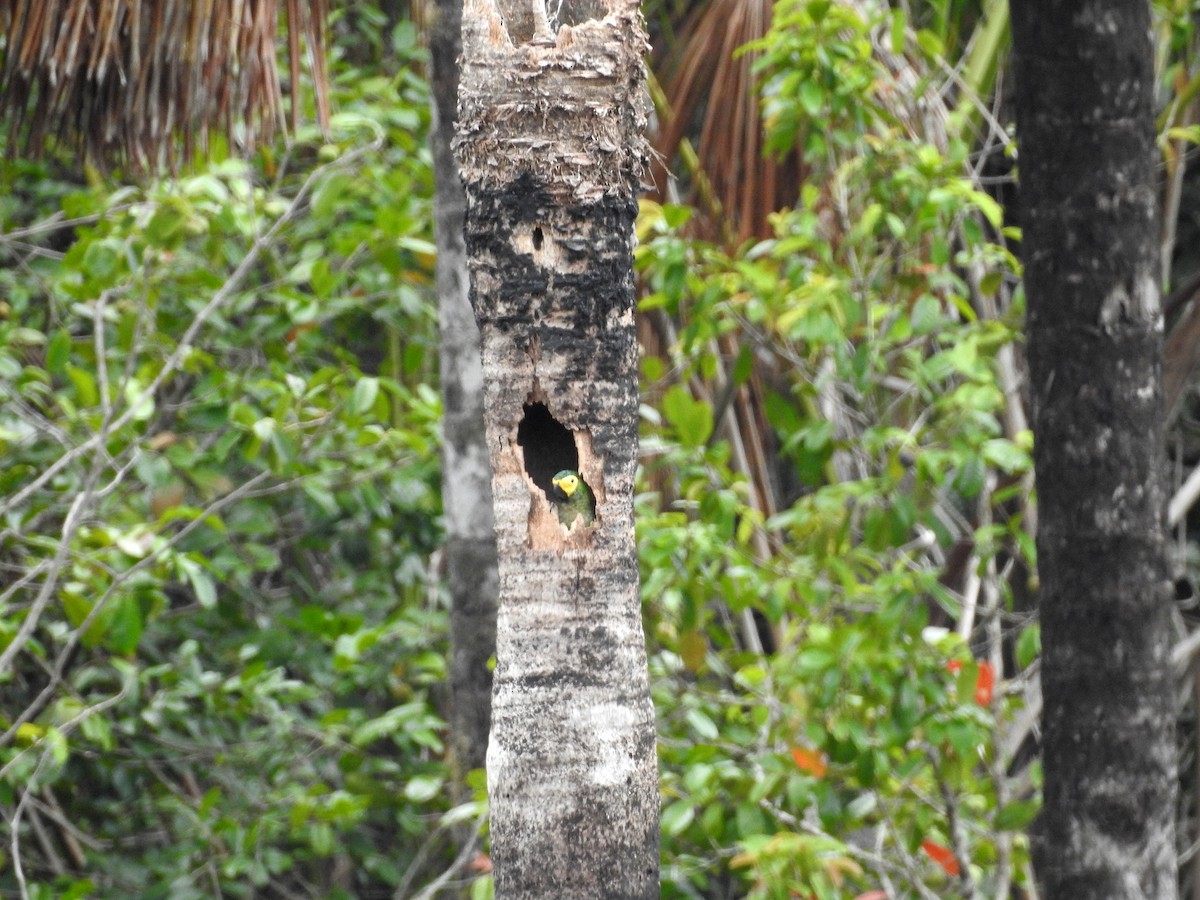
left=1011, top=1, right=1177, bottom=895
left=428, top=0, right=499, bottom=783
left=455, top=0, right=659, bottom=895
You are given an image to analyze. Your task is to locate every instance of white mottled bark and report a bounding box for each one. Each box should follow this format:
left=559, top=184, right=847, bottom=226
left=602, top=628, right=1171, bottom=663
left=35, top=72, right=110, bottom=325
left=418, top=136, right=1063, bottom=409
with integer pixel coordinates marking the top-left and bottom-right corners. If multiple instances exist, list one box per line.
left=455, top=1, right=659, bottom=896
left=431, top=0, right=499, bottom=780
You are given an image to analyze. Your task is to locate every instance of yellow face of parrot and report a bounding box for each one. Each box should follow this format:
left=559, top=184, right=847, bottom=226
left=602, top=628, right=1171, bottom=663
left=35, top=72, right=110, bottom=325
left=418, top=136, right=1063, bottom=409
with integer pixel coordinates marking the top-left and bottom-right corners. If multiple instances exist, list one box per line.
left=551, top=470, right=594, bottom=527
left=552, top=471, right=580, bottom=497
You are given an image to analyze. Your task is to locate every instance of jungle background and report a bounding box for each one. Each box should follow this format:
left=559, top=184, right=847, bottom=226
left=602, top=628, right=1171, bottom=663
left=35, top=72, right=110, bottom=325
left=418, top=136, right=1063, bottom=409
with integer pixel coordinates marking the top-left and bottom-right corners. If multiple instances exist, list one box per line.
left=2, top=0, right=1200, bottom=897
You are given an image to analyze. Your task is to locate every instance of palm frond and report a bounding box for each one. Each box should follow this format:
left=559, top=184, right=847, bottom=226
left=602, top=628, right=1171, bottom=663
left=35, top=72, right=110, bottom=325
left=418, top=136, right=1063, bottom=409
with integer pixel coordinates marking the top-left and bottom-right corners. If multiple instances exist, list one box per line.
left=651, top=0, right=793, bottom=244
left=0, top=0, right=330, bottom=170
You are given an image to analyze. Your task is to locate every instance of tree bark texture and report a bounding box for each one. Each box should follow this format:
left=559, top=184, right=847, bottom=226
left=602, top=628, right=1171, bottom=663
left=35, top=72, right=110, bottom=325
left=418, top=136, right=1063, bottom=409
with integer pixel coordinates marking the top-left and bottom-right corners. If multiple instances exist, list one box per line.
left=430, top=0, right=499, bottom=783
left=1011, top=2, right=1177, bottom=897
left=455, top=2, right=659, bottom=896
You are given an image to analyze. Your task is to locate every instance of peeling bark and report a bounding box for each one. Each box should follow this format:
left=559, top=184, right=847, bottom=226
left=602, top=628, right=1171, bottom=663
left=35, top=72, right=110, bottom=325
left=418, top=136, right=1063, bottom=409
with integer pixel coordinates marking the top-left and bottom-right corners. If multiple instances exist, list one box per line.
left=455, top=1, right=658, bottom=896
left=431, top=0, right=499, bottom=780
left=1011, top=2, right=1177, bottom=896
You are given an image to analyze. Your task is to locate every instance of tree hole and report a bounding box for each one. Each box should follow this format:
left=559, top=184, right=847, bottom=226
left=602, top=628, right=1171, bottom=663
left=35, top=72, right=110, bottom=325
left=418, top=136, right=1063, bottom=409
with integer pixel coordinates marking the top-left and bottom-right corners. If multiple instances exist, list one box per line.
left=500, top=0, right=612, bottom=45
left=554, top=0, right=608, bottom=27
left=517, top=402, right=578, bottom=501
left=533, top=226, right=544, bottom=250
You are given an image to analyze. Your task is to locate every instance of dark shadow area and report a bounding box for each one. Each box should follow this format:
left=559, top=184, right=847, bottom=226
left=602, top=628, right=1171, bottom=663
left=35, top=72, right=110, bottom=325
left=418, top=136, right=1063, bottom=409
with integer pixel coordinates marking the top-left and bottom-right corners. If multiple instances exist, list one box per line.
left=517, top=402, right=579, bottom=500
left=557, top=0, right=608, bottom=27
left=496, top=0, right=610, bottom=43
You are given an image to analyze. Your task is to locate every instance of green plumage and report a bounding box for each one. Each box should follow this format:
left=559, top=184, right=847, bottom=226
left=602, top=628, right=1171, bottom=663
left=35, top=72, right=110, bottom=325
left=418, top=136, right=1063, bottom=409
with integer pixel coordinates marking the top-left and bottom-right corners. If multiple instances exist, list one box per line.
left=551, top=470, right=595, bottom=527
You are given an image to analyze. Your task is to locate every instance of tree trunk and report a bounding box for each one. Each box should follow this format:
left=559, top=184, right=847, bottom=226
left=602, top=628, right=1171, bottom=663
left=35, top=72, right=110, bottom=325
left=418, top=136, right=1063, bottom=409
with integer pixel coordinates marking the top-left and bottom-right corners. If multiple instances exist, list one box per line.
left=1011, top=2, right=1177, bottom=896
left=430, top=0, right=499, bottom=784
left=455, top=1, right=659, bottom=896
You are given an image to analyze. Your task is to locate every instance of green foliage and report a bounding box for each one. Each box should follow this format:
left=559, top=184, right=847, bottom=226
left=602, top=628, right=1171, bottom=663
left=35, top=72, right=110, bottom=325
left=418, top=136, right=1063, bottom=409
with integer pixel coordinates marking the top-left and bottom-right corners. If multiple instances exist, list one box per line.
left=0, top=21, right=465, bottom=898
left=0, top=2, right=1065, bottom=898
left=637, top=1, right=1035, bottom=896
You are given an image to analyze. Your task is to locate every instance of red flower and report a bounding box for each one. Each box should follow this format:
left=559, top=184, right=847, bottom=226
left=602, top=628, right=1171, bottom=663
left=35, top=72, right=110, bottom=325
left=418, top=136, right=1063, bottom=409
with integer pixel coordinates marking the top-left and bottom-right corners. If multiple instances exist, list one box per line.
left=921, top=839, right=961, bottom=876
left=947, top=659, right=996, bottom=707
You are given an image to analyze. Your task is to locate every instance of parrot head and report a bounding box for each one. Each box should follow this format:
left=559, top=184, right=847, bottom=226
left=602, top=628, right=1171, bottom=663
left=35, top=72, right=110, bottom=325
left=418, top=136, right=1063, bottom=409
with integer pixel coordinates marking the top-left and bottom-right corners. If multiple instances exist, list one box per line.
left=552, top=470, right=582, bottom=499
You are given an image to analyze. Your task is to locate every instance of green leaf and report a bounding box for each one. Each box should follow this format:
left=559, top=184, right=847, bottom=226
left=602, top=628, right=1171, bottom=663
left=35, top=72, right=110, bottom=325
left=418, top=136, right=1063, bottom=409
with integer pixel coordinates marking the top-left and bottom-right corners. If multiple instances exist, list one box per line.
left=979, top=270, right=1004, bottom=296
left=799, top=81, right=824, bottom=117
left=179, top=557, right=218, bottom=609
left=1016, top=623, right=1040, bottom=670
left=65, top=364, right=99, bottom=406
left=982, top=438, right=1031, bottom=474
left=807, top=0, right=832, bottom=23
left=60, top=586, right=95, bottom=637
left=662, top=800, right=695, bottom=836
left=309, top=822, right=335, bottom=856
left=58, top=879, right=96, bottom=900
left=911, top=294, right=943, bottom=334
left=252, top=417, right=277, bottom=441
left=662, top=385, right=713, bottom=448
left=123, top=378, right=155, bottom=421
left=971, top=189, right=1004, bottom=228
left=106, top=595, right=144, bottom=655
left=889, top=7, right=906, bottom=55
left=46, top=330, right=71, bottom=376
left=662, top=204, right=693, bottom=230
left=797, top=648, right=836, bottom=673
left=686, top=708, right=719, bottom=741
left=145, top=199, right=194, bottom=248
left=732, top=345, right=754, bottom=385
left=915, top=28, right=944, bottom=58
left=642, top=355, right=665, bottom=383
left=80, top=714, right=114, bottom=751
left=353, top=376, right=380, bottom=416
left=404, top=774, right=443, bottom=803
left=849, top=203, right=883, bottom=243
left=82, top=239, right=121, bottom=279
left=735, top=802, right=768, bottom=837
left=471, top=875, right=494, bottom=900
left=995, top=799, right=1039, bottom=830
left=44, top=726, right=69, bottom=768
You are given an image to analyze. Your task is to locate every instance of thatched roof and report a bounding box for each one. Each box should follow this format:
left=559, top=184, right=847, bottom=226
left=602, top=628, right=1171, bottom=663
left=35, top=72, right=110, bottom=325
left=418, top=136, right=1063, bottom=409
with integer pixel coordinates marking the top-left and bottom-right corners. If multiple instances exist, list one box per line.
left=0, top=0, right=330, bottom=170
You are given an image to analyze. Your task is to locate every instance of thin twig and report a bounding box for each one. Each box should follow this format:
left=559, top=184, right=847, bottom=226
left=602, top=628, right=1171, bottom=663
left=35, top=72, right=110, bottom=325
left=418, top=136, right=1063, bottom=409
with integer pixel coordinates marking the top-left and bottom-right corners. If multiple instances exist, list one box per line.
left=0, top=469, right=99, bottom=677
left=1169, top=461, right=1200, bottom=527
left=0, top=470, right=270, bottom=748
left=395, top=808, right=488, bottom=900
left=0, top=678, right=131, bottom=783
left=6, top=748, right=57, bottom=900
left=0, top=209, right=134, bottom=245
left=0, top=142, right=378, bottom=521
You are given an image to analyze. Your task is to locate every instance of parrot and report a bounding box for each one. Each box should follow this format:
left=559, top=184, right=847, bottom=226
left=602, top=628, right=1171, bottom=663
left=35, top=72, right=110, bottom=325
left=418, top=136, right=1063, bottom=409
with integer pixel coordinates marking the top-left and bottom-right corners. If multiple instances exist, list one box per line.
left=551, top=470, right=595, bottom=528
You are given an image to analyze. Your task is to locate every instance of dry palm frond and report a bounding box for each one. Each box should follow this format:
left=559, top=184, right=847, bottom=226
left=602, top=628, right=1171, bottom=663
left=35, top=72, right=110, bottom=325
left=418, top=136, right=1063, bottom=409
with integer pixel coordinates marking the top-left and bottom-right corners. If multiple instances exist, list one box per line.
left=651, top=0, right=796, bottom=245
left=0, top=0, right=330, bottom=171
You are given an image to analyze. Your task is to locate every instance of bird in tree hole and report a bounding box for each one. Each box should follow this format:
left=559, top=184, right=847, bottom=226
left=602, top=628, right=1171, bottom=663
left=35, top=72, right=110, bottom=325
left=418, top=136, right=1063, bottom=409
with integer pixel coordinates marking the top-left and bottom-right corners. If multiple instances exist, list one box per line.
left=551, top=470, right=595, bottom=528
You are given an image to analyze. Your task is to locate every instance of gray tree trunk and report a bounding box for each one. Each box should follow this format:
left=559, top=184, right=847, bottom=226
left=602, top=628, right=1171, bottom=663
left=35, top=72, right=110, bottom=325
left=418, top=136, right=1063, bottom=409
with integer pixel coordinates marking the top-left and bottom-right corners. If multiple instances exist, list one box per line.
left=1011, top=2, right=1177, bottom=896
left=455, top=1, right=659, bottom=896
left=430, top=0, right=499, bottom=779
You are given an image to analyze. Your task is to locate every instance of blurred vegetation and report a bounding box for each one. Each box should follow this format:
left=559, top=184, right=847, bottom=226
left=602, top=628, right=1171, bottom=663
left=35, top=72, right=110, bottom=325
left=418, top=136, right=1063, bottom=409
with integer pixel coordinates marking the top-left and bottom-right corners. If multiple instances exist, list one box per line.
left=2, top=0, right=1199, bottom=897
left=0, top=11, right=457, bottom=898
left=641, top=2, right=1032, bottom=895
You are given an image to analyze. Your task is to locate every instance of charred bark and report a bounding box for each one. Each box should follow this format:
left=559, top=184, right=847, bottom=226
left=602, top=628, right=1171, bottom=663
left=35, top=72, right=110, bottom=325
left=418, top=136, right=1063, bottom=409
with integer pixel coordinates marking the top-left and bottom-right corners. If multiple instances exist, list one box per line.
left=1011, top=2, right=1177, bottom=896
left=455, top=1, right=659, bottom=896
